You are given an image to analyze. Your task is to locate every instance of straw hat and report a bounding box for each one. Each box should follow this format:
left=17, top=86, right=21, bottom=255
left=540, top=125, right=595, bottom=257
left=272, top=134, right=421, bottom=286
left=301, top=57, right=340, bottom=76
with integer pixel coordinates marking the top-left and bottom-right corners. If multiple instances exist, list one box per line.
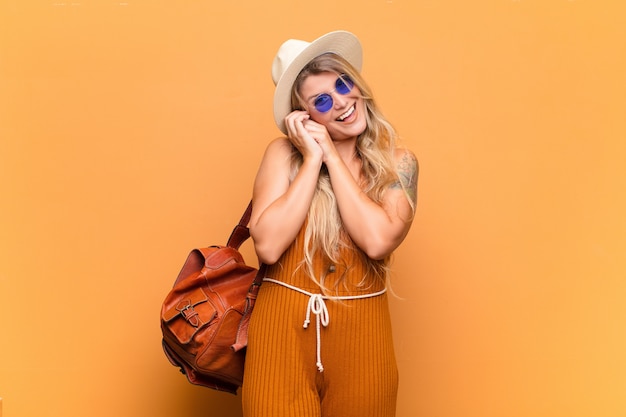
left=271, top=30, right=363, bottom=134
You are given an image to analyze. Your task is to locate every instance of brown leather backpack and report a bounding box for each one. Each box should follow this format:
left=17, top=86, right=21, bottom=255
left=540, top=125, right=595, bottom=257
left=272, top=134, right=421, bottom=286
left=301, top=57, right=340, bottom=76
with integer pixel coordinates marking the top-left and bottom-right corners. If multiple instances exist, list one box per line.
left=160, top=202, right=264, bottom=394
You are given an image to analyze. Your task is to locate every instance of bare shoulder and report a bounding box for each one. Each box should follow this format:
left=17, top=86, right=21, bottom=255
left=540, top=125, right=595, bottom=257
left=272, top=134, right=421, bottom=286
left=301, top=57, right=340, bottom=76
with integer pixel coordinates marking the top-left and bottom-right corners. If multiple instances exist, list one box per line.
left=257, top=137, right=294, bottom=171
left=264, top=137, right=293, bottom=157
left=255, top=137, right=293, bottom=187
left=393, top=147, right=418, bottom=168
left=393, top=147, right=418, bottom=181
left=391, top=147, right=418, bottom=204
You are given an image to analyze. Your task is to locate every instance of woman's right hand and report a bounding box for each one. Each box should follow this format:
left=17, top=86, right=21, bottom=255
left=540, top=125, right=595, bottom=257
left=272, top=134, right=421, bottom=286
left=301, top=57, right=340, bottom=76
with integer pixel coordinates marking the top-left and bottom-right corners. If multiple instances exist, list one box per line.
left=284, top=110, right=324, bottom=162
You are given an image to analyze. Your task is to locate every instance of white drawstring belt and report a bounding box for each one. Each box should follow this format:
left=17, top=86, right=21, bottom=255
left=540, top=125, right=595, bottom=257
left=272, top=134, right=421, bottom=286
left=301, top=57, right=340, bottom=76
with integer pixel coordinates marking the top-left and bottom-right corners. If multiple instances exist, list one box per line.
left=263, top=278, right=386, bottom=372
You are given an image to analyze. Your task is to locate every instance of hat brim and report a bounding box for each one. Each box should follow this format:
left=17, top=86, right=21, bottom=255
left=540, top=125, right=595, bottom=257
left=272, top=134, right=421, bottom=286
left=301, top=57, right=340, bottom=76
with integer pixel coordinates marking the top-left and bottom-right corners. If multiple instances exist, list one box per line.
left=273, top=31, right=363, bottom=134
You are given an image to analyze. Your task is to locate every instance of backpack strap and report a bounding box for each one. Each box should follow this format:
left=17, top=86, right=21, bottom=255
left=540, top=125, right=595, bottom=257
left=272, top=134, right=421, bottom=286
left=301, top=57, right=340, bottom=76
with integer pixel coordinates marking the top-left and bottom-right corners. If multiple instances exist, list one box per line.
left=226, top=200, right=252, bottom=249
left=232, top=262, right=267, bottom=352
left=226, top=199, right=266, bottom=352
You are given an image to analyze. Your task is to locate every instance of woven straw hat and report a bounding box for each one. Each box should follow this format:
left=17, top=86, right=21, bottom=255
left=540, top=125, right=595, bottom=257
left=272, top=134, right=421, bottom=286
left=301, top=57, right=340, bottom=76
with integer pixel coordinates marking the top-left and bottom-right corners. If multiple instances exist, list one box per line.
left=271, top=30, right=363, bottom=134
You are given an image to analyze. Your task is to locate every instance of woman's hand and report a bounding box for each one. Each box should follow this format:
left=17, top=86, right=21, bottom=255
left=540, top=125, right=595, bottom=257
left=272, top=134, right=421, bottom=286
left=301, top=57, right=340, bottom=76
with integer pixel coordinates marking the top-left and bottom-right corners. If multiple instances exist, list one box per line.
left=300, top=118, right=340, bottom=164
left=284, top=110, right=324, bottom=162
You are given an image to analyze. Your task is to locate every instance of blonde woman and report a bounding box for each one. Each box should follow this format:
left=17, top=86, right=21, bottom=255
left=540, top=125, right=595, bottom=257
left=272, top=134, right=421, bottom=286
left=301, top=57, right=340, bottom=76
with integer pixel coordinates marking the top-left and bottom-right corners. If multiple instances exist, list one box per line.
left=243, top=31, right=418, bottom=417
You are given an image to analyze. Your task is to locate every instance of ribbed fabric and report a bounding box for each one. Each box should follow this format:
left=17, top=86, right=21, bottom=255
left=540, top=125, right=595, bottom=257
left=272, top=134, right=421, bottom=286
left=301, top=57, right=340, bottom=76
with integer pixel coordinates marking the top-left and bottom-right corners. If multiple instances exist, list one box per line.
left=242, top=227, right=398, bottom=417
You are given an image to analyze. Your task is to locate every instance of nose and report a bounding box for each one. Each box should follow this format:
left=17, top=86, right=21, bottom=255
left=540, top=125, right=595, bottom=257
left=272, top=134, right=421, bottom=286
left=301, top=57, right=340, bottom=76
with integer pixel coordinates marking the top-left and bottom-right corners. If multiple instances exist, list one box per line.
left=331, top=91, right=349, bottom=109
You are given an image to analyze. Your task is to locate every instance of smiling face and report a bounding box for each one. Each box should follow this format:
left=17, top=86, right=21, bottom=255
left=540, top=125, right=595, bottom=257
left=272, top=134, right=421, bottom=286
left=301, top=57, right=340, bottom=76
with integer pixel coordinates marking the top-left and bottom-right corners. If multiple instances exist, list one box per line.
left=299, top=71, right=368, bottom=141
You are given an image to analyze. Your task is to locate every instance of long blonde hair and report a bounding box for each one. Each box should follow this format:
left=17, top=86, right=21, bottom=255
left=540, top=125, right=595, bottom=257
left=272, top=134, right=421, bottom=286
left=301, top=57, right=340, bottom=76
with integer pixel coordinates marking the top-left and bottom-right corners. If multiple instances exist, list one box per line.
left=289, top=53, right=409, bottom=292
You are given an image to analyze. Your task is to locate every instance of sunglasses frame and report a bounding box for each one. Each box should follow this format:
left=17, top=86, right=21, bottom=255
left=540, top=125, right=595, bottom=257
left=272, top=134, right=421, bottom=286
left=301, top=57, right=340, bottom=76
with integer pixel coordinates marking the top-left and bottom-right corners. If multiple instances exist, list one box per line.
left=310, top=74, right=355, bottom=113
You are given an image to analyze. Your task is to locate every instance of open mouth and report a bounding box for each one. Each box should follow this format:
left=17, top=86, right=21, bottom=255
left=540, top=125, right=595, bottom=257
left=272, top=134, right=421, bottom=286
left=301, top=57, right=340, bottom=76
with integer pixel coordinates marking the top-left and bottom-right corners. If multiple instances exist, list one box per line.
left=336, top=104, right=355, bottom=122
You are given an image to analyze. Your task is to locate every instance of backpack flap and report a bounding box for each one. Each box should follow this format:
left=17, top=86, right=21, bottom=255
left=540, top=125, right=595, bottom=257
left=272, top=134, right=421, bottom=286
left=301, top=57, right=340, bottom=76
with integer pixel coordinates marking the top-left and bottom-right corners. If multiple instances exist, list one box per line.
left=162, top=287, right=217, bottom=344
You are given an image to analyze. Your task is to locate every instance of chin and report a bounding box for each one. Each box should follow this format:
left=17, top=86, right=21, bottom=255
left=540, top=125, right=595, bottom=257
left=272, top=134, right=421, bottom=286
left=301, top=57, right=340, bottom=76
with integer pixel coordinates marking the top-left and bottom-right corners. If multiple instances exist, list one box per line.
left=345, top=119, right=367, bottom=138
left=330, top=126, right=366, bottom=141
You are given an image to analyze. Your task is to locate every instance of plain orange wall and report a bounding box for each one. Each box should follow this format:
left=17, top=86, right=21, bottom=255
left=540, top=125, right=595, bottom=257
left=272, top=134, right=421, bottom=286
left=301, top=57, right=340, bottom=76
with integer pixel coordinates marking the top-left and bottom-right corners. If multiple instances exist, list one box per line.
left=1, top=1, right=625, bottom=416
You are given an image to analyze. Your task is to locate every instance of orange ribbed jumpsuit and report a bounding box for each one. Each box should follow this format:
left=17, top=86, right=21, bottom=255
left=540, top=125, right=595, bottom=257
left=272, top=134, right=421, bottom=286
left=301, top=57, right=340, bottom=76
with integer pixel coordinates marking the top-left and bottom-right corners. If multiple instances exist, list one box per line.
left=242, top=226, right=398, bottom=417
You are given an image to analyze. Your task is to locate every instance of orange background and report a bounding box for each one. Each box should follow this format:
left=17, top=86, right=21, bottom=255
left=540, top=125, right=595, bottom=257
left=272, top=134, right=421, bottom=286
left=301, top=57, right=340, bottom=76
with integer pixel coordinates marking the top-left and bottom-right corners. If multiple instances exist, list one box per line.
left=1, top=1, right=625, bottom=416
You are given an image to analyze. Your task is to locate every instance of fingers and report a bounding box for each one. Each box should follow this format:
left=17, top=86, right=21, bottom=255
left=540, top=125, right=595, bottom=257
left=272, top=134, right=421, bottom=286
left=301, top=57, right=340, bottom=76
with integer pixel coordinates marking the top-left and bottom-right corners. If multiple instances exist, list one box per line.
left=284, top=111, right=310, bottom=140
left=301, top=120, right=339, bottom=163
left=283, top=112, right=337, bottom=163
left=301, top=119, right=325, bottom=141
left=284, top=111, right=324, bottom=160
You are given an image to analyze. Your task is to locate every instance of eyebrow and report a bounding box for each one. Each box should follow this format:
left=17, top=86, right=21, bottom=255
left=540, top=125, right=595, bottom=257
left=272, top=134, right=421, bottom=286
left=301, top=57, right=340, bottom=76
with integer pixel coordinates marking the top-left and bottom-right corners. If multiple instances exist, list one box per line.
left=305, top=91, right=323, bottom=102
left=305, top=76, right=340, bottom=102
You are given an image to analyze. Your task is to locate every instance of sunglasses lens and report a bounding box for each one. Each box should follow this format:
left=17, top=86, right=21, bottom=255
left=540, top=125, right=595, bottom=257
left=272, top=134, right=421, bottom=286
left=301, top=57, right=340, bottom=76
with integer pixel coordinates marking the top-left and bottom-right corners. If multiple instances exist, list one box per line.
left=336, top=75, right=354, bottom=95
left=311, top=75, right=354, bottom=113
left=314, top=94, right=333, bottom=113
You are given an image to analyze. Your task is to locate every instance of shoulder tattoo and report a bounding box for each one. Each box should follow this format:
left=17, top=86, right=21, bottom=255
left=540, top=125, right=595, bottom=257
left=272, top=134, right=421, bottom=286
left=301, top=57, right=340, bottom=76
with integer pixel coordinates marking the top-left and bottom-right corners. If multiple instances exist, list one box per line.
left=390, top=151, right=418, bottom=204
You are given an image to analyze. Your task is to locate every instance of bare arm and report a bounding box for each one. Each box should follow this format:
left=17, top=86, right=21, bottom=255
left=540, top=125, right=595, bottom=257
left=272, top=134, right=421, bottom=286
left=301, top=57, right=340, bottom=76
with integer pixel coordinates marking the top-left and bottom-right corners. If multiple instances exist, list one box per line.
left=249, top=112, right=324, bottom=264
left=326, top=148, right=418, bottom=259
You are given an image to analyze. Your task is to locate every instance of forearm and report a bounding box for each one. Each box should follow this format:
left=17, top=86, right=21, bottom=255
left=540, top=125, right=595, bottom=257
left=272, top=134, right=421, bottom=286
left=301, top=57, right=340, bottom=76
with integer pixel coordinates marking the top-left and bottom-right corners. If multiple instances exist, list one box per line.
left=326, top=150, right=416, bottom=259
left=325, top=155, right=405, bottom=259
left=250, top=158, right=322, bottom=264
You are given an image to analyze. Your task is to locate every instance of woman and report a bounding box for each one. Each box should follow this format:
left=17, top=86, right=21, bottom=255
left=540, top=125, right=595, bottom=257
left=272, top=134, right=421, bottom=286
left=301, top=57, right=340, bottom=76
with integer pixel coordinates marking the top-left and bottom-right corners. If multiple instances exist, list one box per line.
left=242, top=31, right=418, bottom=417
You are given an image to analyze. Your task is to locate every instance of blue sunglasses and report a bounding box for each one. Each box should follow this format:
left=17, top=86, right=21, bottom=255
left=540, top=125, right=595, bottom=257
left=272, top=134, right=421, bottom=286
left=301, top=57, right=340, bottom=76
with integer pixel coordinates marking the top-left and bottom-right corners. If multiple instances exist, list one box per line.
left=311, top=74, right=355, bottom=113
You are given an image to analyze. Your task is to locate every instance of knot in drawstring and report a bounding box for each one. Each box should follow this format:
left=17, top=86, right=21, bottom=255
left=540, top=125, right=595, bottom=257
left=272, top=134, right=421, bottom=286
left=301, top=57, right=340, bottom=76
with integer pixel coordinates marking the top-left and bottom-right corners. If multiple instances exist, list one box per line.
left=304, top=293, right=329, bottom=328
left=303, top=293, right=329, bottom=372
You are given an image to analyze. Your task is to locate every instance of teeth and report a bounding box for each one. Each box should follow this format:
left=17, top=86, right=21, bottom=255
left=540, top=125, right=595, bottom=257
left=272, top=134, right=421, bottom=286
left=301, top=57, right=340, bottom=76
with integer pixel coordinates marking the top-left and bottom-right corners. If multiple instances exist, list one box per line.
left=338, top=105, right=355, bottom=121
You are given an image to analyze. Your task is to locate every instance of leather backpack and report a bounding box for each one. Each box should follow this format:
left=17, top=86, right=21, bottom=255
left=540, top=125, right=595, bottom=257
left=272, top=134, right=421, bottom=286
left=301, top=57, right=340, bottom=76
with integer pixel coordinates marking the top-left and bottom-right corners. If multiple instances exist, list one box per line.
left=160, top=202, right=264, bottom=394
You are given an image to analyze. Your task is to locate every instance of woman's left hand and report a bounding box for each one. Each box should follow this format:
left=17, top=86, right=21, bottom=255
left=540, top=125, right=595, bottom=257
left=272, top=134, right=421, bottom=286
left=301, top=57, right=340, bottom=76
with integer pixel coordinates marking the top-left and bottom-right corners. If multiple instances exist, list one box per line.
left=301, top=119, right=338, bottom=163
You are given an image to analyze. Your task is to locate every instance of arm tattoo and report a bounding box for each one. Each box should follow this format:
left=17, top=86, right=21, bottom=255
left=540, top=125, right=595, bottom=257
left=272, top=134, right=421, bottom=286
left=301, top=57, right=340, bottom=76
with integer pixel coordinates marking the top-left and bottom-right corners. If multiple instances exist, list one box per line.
left=390, top=151, right=418, bottom=204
